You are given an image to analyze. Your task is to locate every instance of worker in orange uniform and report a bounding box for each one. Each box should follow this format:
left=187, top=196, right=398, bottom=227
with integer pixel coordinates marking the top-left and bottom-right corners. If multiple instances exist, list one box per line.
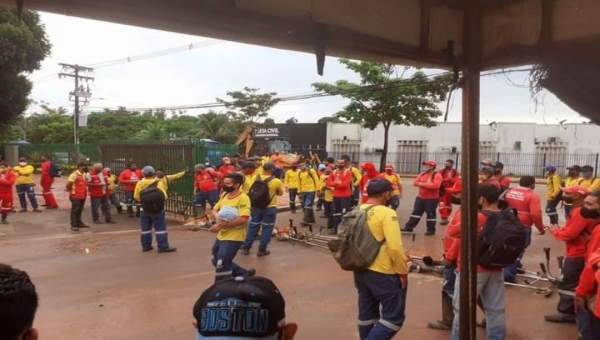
left=383, top=164, right=403, bottom=210
left=545, top=186, right=597, bottom=324
left=573, top=191, right=600, bottom=339
left=326, top=158, right=354, bottom=234
left=401, top=160, right=442, bottom=236
left=502, top=176, right=545, bottom=283
left=270, top=150, right=285, bottom=179
left=492, top=161, right=512, bottom=192
left=0, top=163, right=16, bottom=224
left=119, top=162, right=143, bottom=218
left=438, top=159, right=459, bottom=225
left=66, top=162, right=90, bottom=232
left=359, top=162, right=385, bottom=204
left=427, top=178, right=462, bottom=331
left=479, top=166, right=501, bottom=190
left=86, top=163, right=114, bottom=225
left=40, top=154, right=59, bottom=209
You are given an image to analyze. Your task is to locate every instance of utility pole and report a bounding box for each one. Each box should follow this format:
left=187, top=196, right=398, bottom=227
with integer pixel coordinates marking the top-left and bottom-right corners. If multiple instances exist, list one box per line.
left=59, top=64, right=94, bottom=154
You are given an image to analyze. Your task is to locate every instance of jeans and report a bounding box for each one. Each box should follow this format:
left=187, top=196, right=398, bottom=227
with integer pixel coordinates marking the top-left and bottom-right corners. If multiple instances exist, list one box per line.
left=108, top=193, right=121, bottom=209
left=140, top=211, right=170, bottom=251
left=90, top=197, right=112, bottom=222
left=302, top=191, right=316, bottom=209
left=124, top=190, right=140, bottom=215
left=324, top=201, right=333, bottom=228
left=389, top=196, right=400, bottom=210
left=288, top=188, right=299, bottom=212
left=503, top=227, right=532, bottom=282
left=194, top=190, right=219, bottom=210
left=16, top=184, right=38, bottom=210
left=242, top=207, right=277, bottom=251
left=353, top=270, right=407, bottom=340
left=403, top=197, right=439, bottom=233
left=274, top=168, right=283, bottom=179
left=451, top=271, right=506, bottom=340
left=577, top=310, right=600, bottom=340
left=69, top=197, right=86, bottom=227
left=443, top=263, right=457, bottom=297
left=557, top=257, right=586, bottom=315
left=546, top=199, right=560, bottom=225
left=332, top=196, right=352, bottom=232
left=211, top=239, right=247, bottom=283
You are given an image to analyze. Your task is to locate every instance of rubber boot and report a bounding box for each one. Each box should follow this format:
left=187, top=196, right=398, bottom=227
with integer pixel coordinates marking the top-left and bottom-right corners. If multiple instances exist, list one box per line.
left=289, top=202, right=296, bottom=213
left=427, top=291, right=454, bottom=330
left=1, top=213, right=7, bottom=224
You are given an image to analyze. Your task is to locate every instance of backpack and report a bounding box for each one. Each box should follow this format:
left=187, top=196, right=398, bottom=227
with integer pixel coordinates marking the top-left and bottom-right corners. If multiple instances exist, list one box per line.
left=477, top=209, right=526, bottom=269
left=327, top=205, right=383, bottom=271
left=140, top=181, right=165, bottom=213
left=49, top=163, right=60, bottom=177
left=248, top=176, right=275, bottom=209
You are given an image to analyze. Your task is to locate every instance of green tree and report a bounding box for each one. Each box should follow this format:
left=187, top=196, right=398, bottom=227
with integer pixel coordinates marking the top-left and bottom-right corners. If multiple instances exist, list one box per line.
left=135, top=121, right=167, bottom=141
left=0, top=8, right=51, bottom=126
left=217, top=87, right=280, bottom=123
left=313, top=59, right=452, bottom=171
left=317, top=115, right=344, bottom=124
left=263, top=118, right=276, bottom=126
left=285, top=117, right=298, bottom=124
left=189, top=111, right=239, bottom=143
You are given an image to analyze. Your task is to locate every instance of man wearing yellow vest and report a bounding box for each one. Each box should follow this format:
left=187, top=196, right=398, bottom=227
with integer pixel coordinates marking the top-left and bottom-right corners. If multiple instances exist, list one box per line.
left=544, top=165, right=562, bottom=225
left=284, top=163, right=301, bottom=213
left=383, top=164, right=403, bottom=210
left=240, top=161, right=257, bottom=194
left=65, top=162, right=89, bottom=231
left=579, top=165, right=600, bottom=191
left=104, top=168, right=122, bottom=214
left=298, top=161, right=321, bottom=226
left=563, top=165, right=583, bottom=219
left=13, top=157, right=40, bottom=212
left=156, top=168, right=187, bottom=192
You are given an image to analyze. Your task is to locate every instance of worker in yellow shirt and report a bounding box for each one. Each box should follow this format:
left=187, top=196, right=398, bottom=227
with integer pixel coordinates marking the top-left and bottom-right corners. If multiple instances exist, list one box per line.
left=133, top=166, right=176, bottom=253
left=383, top=164, right=403, bottom=210
left=240, top=161, right=257, bottom=194
left=13, top=157, right=40, bottom=212
left=103, top=168, right=122, bottom=214
left=353, top=178, right=408, bottom=340
left=298, top=161, right=321, bottom=226
left=284, top=163, right=301, bottom=213
left=563, top=165, right=583, bottom=218
left=253, top=157, right=264, bottom=176
left=156, top=168, right=187, bottom=192
left=240, top=162, right=284, bottom=257
left=321, top=168, right=334, bottom=229
left=544, top=165, right=561, bottom=225
left=579, top=165, right=600, bottom=191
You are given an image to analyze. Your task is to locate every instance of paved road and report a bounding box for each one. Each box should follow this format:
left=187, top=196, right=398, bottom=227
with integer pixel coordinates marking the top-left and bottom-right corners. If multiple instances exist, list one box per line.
left=0, top=178, right=576, bottom=340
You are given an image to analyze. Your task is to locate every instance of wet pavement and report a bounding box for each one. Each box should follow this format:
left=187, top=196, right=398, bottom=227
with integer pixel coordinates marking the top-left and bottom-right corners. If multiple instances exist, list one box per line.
left=1, top=178, right=577, bottom=340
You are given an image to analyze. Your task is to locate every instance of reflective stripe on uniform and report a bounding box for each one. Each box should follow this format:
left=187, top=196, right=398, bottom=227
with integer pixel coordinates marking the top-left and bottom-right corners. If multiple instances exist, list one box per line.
left=378, top=319, right=402, bottom=332
left=517, top=211, right=530, bottom=215
left=141, top=231, right=151, bottom=235
left=155, top=231, right=167, bottom=235
left=426, top=219, right=436, bottom=221
left=357, top=319, right=378, bottom=326
left=558, top=289, right=576, bottom=296
left=215, top=270, right=233, bottom=277
left=410, top=215, right=420, bottom=219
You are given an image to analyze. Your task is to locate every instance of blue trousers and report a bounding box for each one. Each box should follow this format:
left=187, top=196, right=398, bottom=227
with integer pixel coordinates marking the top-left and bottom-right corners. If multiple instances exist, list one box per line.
left=577, top=310, right=600, bottom=340
left=354, top=270, right=407, bottom=340
left=404, top=197, right=439, bottom=232
left=242, top=207, right=277, bottom=251
left=302, top=191, right=316, bottom=209
left=503, top=226, right=532, bottom=282
left=16, top=184, right=38, bottom=210
left=124, top=190, right=140, bottom=215
left=443, top=263, right=457, bottom=297
left=140, top=211, right=169, bottom=251
left=288, top=188, right=299, bottom=212
left=546, top=199, right=560, bottom=225
left=194, top=190, right=219, bottom=209
left=389, top=196, right=400, bottom=210
left=332, top=196, right=352, bottom=232
left=211, top=239, right=247, bottom=283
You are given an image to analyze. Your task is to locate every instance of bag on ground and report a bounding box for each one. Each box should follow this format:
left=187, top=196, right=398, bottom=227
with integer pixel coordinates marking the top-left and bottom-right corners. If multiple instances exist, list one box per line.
left=140, top=181, right=165, bottom=213
left=478, top=209, right=526, bottom=269
left=327, top=205, right=383, bottom=271
left=248, top=176, right=274, bottom=209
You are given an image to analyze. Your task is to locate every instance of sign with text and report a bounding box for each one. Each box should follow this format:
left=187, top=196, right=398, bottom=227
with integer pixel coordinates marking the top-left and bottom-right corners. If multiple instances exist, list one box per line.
left=254, top=127, right=280, bottom=138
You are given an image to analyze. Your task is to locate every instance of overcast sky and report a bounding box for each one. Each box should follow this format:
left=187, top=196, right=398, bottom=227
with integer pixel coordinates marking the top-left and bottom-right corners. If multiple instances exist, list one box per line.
left=29, top=12, right=586, bottom=125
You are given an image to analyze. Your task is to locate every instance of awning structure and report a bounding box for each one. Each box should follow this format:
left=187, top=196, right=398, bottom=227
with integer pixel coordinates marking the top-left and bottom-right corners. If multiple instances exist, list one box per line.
left=3, top=1, right=598, bottom=339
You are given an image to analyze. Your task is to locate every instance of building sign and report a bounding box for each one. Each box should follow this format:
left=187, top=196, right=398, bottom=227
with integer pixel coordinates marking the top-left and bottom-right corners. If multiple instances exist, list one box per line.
left=254, top=127, right=280, bottom=138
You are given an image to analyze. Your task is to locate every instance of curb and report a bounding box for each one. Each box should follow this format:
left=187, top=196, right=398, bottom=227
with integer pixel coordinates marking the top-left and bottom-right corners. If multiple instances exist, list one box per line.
left=402, top=174, right=547, bottom=185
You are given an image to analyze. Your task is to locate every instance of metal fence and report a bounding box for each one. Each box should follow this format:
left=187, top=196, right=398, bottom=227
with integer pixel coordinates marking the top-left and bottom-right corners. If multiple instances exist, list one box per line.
left=12, top=143, right=102, bottom=164
left=327, top=151, right=600, bottom=177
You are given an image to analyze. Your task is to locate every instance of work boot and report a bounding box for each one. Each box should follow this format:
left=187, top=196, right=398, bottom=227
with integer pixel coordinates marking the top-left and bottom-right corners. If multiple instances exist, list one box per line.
left=400, top=227, right=413, bottom=233
left=289, top=203, right=296, bottom=213
left=33, top=209, right=42, bottom=213
left=157, top=247, right=177, bottom=253
left=78, top=223, right=90, bottom=228
left=425, top=230, right=436, bottom=236
left=142, top=246, right=154, bottom=252
left=93, top=220, right=103, bottom=224
left=116, top=206, right=123, bottom=214
left=240, top=248, right=250, bottom=256
left=246, top=268, right=257, bottom=277
left=70, top=226, right=80, bottom=231
left=440, top=219, right=449, bottom=225
left=257, top=249, right=271, bottom=257
left=544, top=313, right=576, bottom=323
left=135, top=211, right=141, bottom=218
left=1, top=219, right=8, bottom=225
left=105, top=219, right=116, bottom=224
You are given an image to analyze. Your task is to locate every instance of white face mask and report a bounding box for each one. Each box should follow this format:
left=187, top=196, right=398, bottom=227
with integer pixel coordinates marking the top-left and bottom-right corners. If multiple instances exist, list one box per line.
left=19, top=162, right=26, bottom=166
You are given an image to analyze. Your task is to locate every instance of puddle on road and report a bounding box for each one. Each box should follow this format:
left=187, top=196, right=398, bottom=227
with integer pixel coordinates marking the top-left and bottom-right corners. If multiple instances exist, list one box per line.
left=55, top=235, right=121, bottom=254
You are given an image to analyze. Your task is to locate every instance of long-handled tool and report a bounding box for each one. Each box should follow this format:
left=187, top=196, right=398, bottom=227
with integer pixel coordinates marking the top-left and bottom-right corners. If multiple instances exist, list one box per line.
left=505, top=282, right=553, bottom=297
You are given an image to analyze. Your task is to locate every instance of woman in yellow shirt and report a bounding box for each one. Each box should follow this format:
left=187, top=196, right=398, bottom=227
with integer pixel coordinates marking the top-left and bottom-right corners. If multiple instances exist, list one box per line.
left=284, top=164, right=301, bottom=213
left=321, top=169, right=334, bottom=229
left=13, top=157, right=40, bottom=212
left=298, top=161, right=321, bottom=226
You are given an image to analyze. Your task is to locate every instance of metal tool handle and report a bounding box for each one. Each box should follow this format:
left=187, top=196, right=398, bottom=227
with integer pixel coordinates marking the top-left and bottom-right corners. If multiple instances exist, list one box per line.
left=544, top=247, right=551, bottom=261
left=557, top=256, right=564, bottom=271
left=289, top=219, right=294, bottom=228
left=539, top=263, right=548, bottom=277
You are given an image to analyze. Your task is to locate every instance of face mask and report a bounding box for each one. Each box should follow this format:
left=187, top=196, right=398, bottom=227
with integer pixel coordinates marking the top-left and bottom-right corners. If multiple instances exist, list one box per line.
left=18, top=162, right=26, bottom=166
left=82, top=167, right=89, bottom=172
left=337, top=164, right=345, bottom=169
left=563, top=196, right=574, bottom=204
left=445, top=165, right=452, bottom=170
left=580, top=207, right=600, bottom=219
left=494, top=170, right=502, bottom=175
left=222, top=185, right=235, bottom=193
left=450, top=196, right=461, bottom=205
left=583, top=172, right=592, bottom=178
left=205, top=162, right=210, bottom=166
left=386, top=170, right=392, bottom=174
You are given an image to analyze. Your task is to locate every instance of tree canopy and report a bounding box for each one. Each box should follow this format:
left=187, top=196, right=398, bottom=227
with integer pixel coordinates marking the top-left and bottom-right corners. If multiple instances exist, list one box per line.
left=217, top=87, right=279, bottom=123
left=313, top=59, right=453, bottom=171
left=0, top=8, right=51, bottom=126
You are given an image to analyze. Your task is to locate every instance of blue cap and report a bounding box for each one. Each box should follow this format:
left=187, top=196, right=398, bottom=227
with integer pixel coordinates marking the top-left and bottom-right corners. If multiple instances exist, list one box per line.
left=142, top=166, right=155, bottom=176
left=318, top=164, right=326, bottom=171
left=544, top=165, right=557, bottom=172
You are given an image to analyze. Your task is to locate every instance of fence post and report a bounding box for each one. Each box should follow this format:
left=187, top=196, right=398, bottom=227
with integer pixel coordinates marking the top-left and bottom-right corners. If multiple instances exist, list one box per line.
left=542, top=153, right=547, bottom=178
left=496, top=152, right=500, bottom=161
left=418, top=152, right=423, bottom=172
left=455, top=152, right=459, bottom=167
left=595, top=153, right=599, bottom=178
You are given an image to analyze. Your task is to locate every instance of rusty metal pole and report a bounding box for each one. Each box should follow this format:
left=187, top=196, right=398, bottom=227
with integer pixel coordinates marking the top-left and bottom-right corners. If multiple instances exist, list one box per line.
left=459, top=0, right=482, bottom=340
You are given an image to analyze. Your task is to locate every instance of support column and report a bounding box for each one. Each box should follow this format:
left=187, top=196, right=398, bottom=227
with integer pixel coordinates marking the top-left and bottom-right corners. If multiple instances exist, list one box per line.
left=459, top=1, right=482, bottom=340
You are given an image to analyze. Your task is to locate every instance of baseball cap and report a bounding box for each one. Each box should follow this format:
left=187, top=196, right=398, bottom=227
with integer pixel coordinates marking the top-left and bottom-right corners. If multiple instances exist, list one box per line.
left=366, top=178, right=393, bottom=196
left=493, top=161, right=504, bottom=169
left=445, top=179, right=462, bottom=194
left=479, top=166, right=494, bottom=176
left=422, top=160, right=437, bottom=167
left=142, top=166, right=155, bottom=176
left=480, top=159, right=494, bottom=166
left=103, top=167, right=111, bottom=172
left=543, top=165, right=557, bottom=172
left=318, top=164, right=326, bottom=171
left=361, top=162, right=376, bottom=171
left=194, top=276, right=286, bottom=340
left=561, top=186, right=591, bottom=196
left=567, top=165, right=582, bottom=171
left=582, top=165, right=594, bottom=172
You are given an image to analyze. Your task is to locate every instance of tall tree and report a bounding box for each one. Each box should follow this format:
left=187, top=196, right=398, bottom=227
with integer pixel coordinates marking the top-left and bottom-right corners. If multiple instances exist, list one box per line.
left=263, top=118, right=276, bottom=126
left=317, top=115, right=344, bottom=124
left=313, top=59, right=453, bottom=171
left=0, top=8, right=51, bottom=126
left=285, top=117, right=298, bottom=124
left=190, top=111, right=239, bottom=143
left=217, top=87, right=280, bottom=123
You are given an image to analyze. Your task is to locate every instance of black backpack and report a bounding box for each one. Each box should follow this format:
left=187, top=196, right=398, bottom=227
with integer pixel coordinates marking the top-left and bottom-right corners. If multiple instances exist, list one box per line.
left=478, top=209, right=526, bottom=269
left=140, top=181, right=165, bottom=213
left=49, top=163, right=60, bottom=177
left=248, top=176, right=274, bottom=209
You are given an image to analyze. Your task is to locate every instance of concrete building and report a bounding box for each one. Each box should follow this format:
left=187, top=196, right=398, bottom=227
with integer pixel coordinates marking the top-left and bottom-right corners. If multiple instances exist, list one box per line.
left=326, top=122, right=600, bottom=176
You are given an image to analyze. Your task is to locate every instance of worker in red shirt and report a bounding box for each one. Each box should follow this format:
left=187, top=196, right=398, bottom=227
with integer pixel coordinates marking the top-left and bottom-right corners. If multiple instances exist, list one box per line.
left=40, top=154, right=58, bottom=209
left=574, top=191, right=600, bottom=339
left=218, top=156, right=237, bottom=179
left=326, top=158, right=354, bottom=234
left=479, top=166, right=501, bottom=190
left=0, top=163, right=16, bottom=224
left=359, top=162, right=385, bottom=204
left=194, top=164, right=221, bottom=217
left=401, top=160, right=442, bottom=236
left=492, top=161, right=512, bottom=192
left=428, top=178, right=462, bottom=331
left=502, top=176, right=545, bottom=283
left=118, top=162, right=143, bottom=218
left=545, top=186, right=597, bottom=324
left=86, top=163, right=115, bottom=224
left=438, top=159, right=459, bottom=225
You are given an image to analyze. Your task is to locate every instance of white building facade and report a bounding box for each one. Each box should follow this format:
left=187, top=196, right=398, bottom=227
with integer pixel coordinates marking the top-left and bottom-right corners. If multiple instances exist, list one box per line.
left=326, top=122, right=600, bottom=176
